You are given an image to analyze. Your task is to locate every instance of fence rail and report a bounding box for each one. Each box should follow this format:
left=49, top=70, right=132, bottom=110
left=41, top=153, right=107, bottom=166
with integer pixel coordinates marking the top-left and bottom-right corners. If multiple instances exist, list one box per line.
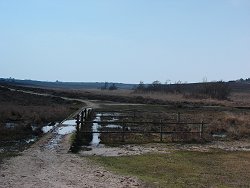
left=79, top=121, right=206, bottom=125
left=74, top=108, right=207, bottom=143
left=80, top=131, right=202, bottom=134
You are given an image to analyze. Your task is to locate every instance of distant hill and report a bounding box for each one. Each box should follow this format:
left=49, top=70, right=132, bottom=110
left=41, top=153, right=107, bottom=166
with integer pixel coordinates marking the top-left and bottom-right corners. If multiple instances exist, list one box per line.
left=0, top=78, right=136, bottom=90
left=1, top=78, right=250, bottom=92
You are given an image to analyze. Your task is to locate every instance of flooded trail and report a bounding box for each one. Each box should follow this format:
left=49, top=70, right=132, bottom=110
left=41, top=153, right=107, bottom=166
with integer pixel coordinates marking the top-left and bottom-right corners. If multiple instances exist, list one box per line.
left=0, top=89, right=142, bottom=188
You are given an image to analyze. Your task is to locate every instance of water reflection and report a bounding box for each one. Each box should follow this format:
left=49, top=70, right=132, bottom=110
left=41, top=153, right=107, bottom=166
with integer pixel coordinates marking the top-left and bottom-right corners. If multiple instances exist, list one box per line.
left=90, top=116, right=101, bottom=146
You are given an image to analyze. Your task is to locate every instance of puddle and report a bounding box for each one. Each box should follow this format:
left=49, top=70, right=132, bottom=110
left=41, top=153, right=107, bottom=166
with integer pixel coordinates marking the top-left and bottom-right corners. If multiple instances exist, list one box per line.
left=108, top=118, right=119, bottom=122
left=62, top=120, right=76, bottom=125
left=42, top=126, right=54, bottom=133
left=41, top=123, right=59, bottom=133
left=57, top=125, right=76, bottom=135
left=25, top=137, right=37, bottom=144
left=5, top=123, right=18, bottom=129
left=77, top=112, right=128, bottom=148
left=42, top=125, right=54, bottom=133
left=96, top=113, right=121, bottom=117
left=55, top=119, right=77, bottom=135
left=88, top=113, right=126, bottom=147
left=90, top=116, right=101, bottom=146
left=212, top=134, right=227, bottom=138
left=105, top=124, right=122, bottom=129
left=96, top=113, right=102, bottom=117
left=45, top=135, right=63, bottom=150
left=44, top=121, right=77, bottom=149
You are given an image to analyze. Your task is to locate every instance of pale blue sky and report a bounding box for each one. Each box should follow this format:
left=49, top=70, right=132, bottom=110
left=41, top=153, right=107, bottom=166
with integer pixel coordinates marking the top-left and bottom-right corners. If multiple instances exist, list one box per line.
left=0, top=0, right=249, bottom=84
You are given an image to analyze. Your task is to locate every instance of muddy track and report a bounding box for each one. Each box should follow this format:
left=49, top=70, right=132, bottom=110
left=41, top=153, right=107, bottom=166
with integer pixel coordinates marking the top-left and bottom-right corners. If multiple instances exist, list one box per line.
left=0, top=132, right=142, bottom=188
left=0, top=114, right=142, bottom=188
left=0, top=89, right=143, bottom=188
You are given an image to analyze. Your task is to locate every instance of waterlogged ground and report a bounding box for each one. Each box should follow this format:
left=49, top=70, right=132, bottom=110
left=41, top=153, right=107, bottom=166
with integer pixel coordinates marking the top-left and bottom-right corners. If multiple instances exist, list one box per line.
left=0, top=119, right=77, bottom=153
left=0, top=86, right=143, bottom=187
left=0, top=105, right=143, bottom=188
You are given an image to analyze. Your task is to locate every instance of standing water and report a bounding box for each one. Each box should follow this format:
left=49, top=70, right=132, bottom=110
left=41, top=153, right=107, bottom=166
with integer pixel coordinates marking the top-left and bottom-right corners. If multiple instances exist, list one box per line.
left=88, top=113, right=123, bottom=146
left=90, top=115, right=101, bottom=146
left=44, top=119, right=77, bottom=149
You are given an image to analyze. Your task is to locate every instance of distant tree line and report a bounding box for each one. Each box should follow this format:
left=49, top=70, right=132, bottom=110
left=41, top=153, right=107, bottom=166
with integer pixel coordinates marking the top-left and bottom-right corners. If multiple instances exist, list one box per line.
left=135, top=80, right=187, bottom=94
left=234, top=78, right=250, bottom=83
left=135, top=80, right=231, bottom=100
left=101, top=82, right=118, bottom=90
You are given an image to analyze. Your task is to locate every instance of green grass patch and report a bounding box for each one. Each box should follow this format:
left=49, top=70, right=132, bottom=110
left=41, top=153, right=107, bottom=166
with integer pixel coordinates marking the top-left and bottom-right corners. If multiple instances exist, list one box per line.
left=90, top=151, right=250, bottom=187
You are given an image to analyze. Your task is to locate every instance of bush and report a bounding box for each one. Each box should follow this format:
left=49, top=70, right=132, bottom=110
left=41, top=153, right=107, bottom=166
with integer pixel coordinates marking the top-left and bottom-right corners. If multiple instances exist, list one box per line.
left=199, top=81, right=231, bottom=100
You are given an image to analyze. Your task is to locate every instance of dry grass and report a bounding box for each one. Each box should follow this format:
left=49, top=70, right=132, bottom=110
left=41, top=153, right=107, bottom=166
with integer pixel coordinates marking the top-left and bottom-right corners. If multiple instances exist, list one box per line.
left=223, top=113, right=250, bottom=138
left=0, top=86, right=81, bottom=123
left=204, top=110, right=250, bottom=140
left=0, top=86, right=81, bottom=143
left=229, top=92, right=250, bottom=106
left=0, top=104, right=76, bottom=123
left=79, top=88, right=239, bottom=107
left=7, top=84, right=250, bottom=108
left=96, top=103, right=250, bottom=142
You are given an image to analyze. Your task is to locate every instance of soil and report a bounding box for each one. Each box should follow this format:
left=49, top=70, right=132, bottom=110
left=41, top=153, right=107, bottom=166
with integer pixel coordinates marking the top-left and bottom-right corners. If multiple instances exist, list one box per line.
left=0, top=132, right=142, bottom=188
left=80, top=139, right=250, bottom=157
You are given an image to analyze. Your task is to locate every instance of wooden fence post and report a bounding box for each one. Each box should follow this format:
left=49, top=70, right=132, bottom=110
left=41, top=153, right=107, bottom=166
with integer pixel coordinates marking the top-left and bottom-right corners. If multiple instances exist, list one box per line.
left=84, top=108, right=87, bottom=121
left=76, top=114, right=80, bottom=133
left=81, top=111, right=84, bottom=129
left=122, top=121, right=125, bottom=142
left=200, top=120, right=204, bottom=140
left=160, top=120, right=163, bottom=142
left=177, top=112, right=180, bottom=123
left=88, top=109, right=91, bottom=119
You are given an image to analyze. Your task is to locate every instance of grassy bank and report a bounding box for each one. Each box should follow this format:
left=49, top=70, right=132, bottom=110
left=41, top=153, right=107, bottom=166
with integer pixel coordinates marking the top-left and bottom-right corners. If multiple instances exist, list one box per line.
left=90, top=150, right=250, bottom=187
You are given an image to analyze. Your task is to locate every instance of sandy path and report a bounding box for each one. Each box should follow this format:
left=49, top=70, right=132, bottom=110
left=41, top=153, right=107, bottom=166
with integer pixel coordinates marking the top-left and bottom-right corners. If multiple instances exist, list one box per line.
left=0, top=131, right=142, bottom=188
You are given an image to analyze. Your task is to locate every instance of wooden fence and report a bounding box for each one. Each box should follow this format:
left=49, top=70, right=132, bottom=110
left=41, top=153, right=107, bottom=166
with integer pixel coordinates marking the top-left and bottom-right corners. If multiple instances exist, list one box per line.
left=75, top=108, right=207, bottom=143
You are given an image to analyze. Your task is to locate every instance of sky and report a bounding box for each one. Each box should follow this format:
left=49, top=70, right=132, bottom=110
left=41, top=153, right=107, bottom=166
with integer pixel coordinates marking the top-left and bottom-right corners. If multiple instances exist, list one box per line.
left=0, top=0, right=249, bottom=84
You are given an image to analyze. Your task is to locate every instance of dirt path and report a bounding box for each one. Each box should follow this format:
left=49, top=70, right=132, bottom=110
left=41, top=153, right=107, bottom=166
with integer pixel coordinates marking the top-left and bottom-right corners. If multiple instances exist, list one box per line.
left=0, top=98, right=143, bottom=188
left=0, top=133, right=142, bottom=188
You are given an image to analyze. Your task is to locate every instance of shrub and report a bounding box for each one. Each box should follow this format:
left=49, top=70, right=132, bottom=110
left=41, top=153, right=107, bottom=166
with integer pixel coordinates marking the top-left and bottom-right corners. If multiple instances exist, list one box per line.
left=199, top=81, right=231, bottom=100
